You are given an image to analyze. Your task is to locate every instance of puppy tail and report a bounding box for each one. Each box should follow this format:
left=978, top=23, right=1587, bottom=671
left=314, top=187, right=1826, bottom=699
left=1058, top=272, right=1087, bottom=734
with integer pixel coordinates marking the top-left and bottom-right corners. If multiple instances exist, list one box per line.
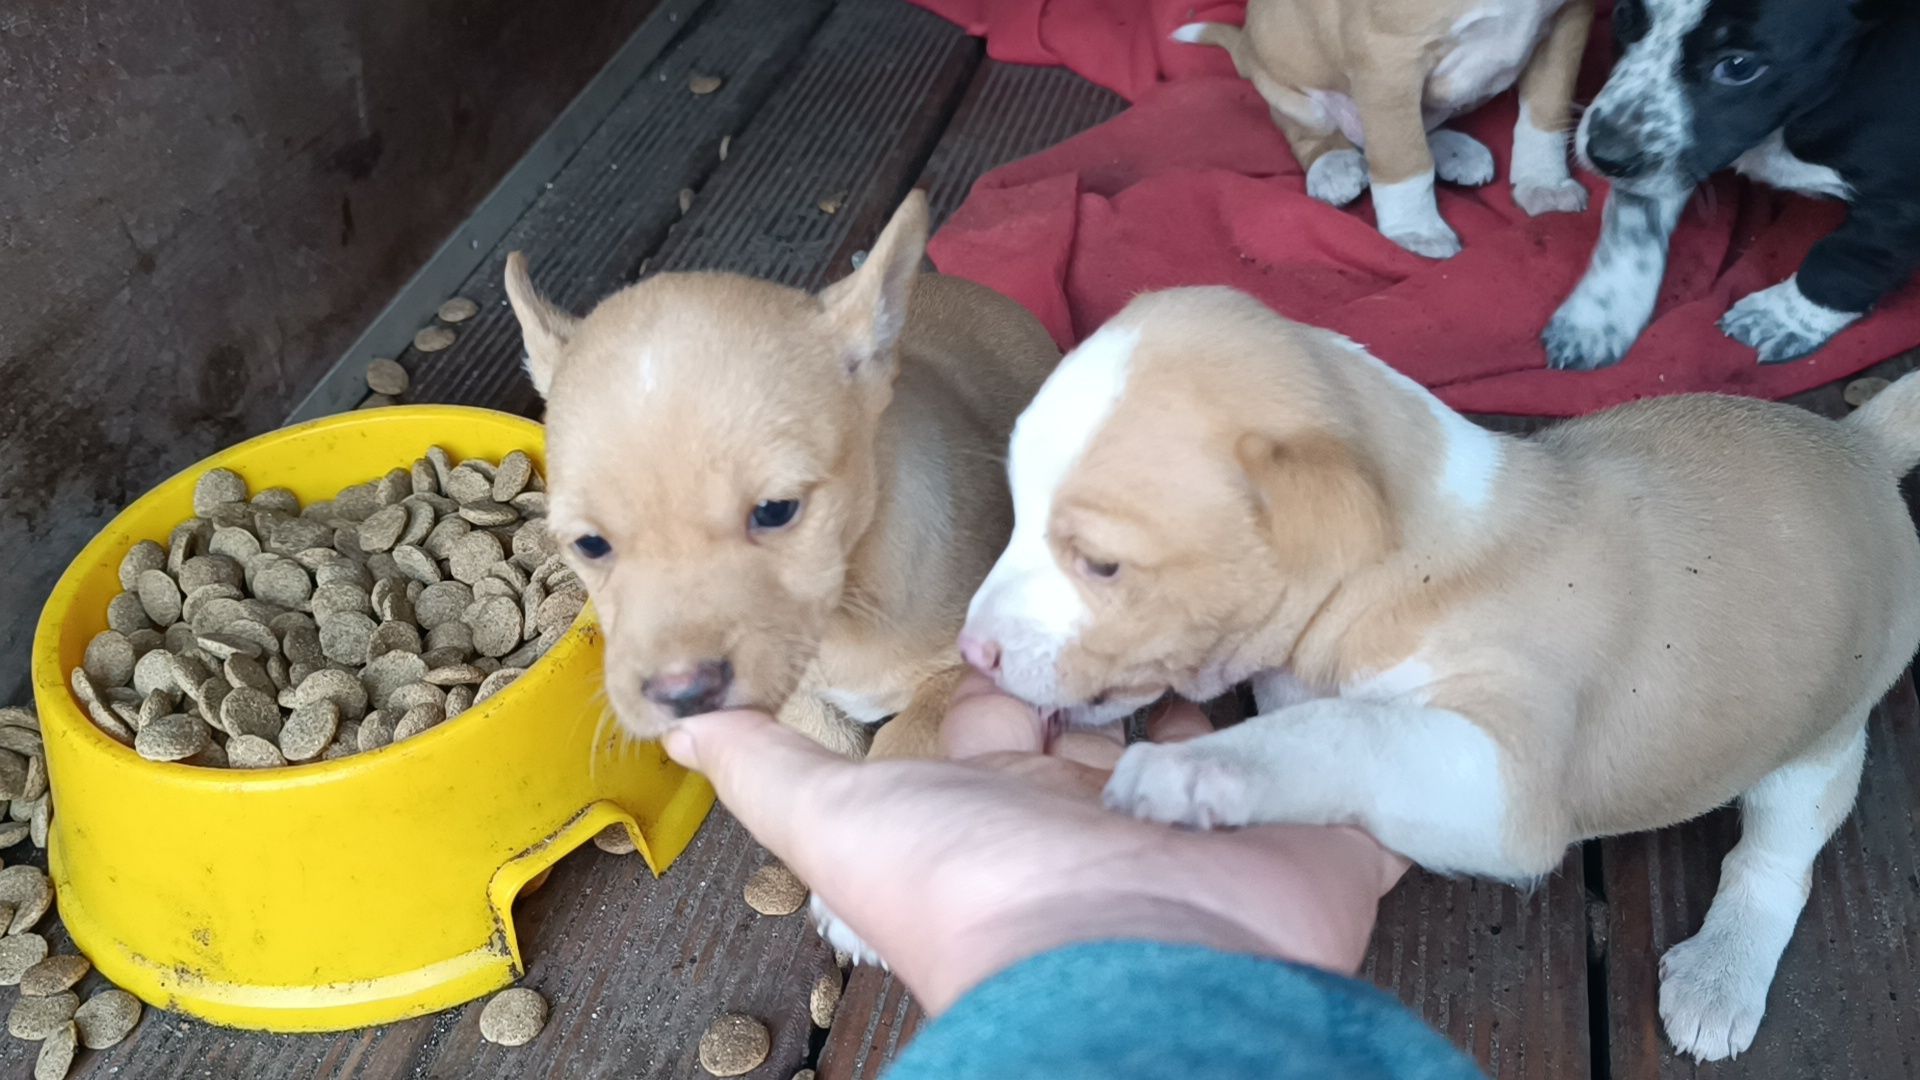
left=1171, top=22, right=1253, bottom=71
left=1846, top=370, right=1920, bottom=476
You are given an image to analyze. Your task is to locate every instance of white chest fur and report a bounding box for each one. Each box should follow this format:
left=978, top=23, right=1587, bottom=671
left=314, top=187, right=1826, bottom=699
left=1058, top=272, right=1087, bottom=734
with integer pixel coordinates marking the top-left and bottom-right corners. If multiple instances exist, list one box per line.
left=1733, top=130, right=1853, bottom=201
left=1428, top=0, right=1568, bottom=119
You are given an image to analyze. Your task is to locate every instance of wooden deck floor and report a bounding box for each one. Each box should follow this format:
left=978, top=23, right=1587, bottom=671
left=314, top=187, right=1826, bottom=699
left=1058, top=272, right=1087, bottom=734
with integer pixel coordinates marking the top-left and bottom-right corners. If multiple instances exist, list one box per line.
left=12, top=0, right=1920, bottom=1076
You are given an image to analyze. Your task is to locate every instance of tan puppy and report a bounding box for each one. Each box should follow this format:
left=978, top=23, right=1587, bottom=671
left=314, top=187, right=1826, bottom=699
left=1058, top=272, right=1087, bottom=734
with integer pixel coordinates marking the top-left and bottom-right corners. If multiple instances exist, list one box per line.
left=505, top=191, right=1058, bottom=765
left=960, top=286, right=1920, bottom=1063
left=1174, top=0, right=1593, bottom=258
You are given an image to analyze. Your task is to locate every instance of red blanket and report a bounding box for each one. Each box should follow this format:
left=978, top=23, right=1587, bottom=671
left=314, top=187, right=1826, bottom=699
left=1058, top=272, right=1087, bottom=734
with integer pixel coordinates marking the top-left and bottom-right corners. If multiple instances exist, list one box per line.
left=913, top=0, right=1920, bottom=415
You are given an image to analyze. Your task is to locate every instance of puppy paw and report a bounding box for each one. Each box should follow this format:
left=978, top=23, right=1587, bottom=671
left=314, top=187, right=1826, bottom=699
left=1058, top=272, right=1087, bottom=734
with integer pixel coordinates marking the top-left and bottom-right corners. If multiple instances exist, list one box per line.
left=1542, top=297, right=1636, bottom=371
left=1384, top=221, right=1463, bottom=260
left=1720, top=279, right=1856, bottom=365
left=810, top=895, right=885, bottom=969
left=1513, top=177, right=1589, bottom=216
left=1429, top=130, right=1495, bottom=188
left=1306, top=149, right=1368, bottom=207
left=1103, top=742, right=1254, bottom=829
left=1658, top=930, right=1770, bottom=1061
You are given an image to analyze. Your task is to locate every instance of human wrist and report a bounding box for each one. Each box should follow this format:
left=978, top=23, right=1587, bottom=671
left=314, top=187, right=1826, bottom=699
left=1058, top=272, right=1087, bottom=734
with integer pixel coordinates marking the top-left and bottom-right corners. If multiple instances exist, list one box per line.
left=908, top=894, right=1280, bottom=1015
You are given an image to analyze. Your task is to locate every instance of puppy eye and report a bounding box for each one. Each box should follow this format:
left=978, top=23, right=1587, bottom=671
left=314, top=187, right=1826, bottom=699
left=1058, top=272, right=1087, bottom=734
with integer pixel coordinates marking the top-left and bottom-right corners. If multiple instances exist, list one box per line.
left=1710, top=53, right=1767, bottom=86
left=1612, top=0, right=1647, bottom=45
left=1076, top=554, right=1121, bottom=581
left=572, top=534, right=612, bottom=560
left=749, top=499, right=802, bottom=532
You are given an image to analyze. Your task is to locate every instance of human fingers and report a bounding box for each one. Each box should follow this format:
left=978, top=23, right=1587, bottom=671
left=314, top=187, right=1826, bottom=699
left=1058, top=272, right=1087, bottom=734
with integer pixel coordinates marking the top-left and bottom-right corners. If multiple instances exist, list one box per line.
left=662, top=710, right=853, bottom=860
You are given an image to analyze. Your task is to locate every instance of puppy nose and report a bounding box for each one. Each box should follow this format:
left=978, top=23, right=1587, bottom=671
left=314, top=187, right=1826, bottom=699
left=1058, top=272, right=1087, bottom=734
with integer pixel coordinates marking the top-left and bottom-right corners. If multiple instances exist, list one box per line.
left=959, top=634, right=1001, bottom=675
left=641, top=659, right=733, bottom=718
left=1584, top=116, right=1649, bottom=179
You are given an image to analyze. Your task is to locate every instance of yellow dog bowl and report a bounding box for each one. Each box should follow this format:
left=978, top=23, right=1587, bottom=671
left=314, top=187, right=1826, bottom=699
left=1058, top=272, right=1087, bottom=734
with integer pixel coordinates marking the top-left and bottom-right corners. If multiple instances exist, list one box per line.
left=30, top=406, right=713, bottom=1032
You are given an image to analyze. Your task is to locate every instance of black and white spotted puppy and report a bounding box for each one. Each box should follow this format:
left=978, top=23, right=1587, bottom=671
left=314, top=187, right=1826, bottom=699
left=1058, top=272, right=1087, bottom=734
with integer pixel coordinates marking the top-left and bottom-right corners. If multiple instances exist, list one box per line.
left=1543, top=0, right=1920, bottom=369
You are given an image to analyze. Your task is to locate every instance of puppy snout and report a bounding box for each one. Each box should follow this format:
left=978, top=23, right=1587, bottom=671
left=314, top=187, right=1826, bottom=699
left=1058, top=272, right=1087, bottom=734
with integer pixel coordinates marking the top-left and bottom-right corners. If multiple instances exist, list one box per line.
left=641, top=658, right=734, bottom=718
left=959, top=633, right=1001, bottom=675
left=1583, top=114, right=1650, bottom=179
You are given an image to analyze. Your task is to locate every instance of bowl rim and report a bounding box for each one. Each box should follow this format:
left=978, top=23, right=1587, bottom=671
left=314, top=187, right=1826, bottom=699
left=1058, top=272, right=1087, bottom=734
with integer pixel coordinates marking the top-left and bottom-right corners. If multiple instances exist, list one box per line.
left=31, top=404, right=593, bottom=787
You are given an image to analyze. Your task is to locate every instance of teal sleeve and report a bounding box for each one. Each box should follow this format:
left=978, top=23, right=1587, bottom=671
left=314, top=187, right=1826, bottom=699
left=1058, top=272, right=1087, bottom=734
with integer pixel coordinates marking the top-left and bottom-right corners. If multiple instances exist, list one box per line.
left=882, top=941, right=1487, bottom=1080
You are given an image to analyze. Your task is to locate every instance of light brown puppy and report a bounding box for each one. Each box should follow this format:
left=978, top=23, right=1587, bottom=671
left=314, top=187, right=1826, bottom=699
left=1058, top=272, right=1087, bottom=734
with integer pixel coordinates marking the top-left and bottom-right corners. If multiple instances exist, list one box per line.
left=961, top=286, right=1920, bottom=1063
left=1175, top=0, right=1593, bottom=258
left=505, top=192, right=1058, bottom=763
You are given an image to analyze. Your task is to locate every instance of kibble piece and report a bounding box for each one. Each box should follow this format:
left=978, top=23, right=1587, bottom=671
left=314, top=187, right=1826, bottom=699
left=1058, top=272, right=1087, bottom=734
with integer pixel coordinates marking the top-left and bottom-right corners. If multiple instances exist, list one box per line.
left=393, top=544, right=443, bottom=584
left=0, top=933, right=48, bottom=984
left=0, top=750, right=25, bottom=800
left=280, top=701, right=340, bottom=762
left=810, top=970, right=842, bottom=1028
left=0, top=869, right=51, bottom=935
left=318, top=610, right=378, bottom=666
left=254, top=558, right=314, bottom=610
left=28, top=798, right=49, bottom=850
left=391, top=703, right=444, bottom=742
left=136, top=714, right=211, bottom=763
left=106, top=592, right=153, bottom=635
left=81, top=631, right=137, bottom=689
left=458, top=500, right=517, bottom=527
left=437, top=297, right=479, bottom=323
left=362, top=651, right=428, bottom=709
left=387, top=681, right=447, bottom=713
left=73, top=989, right=142, bottom=1050
left=425, top=517, right=473, bottom=559
left=536, top=590, right=586, bottom=634
left=743, top=863, right=808, bottom=916
left=19, top=955, right=89, bottom=998
left=444, top=465, right=493, bottom=504
left=479, top=986, right=547, bottom=1046
left=357, top=711, right=395, bottom=751
left=593, top=824, right=637, bottom=855
left=194, top=468, right=249, bottom=516
left=793, top=1072, right=815, bottom=1080
left=0, top=823, right=28, bottom=850
left=492, top=451, right=535, bottom=501
left=468, top=596, right=523, bottom=658
left=366, top=358, right=410, bottom=396
left=34, top=1020, right=76, bottom=1080
left=178, top=554, right=244, bottom=594
left=118, top=541, right=166, bottom=590
left=473, top=667, right=524, bottom=704
left=1845, top=376, right=1890, bottom=408
left=424, top=663, right=485, bottom=687
left=7, top=992, right=76, bottom=1040
left=227, top=734, right=288, bottom=769
left=445, top=684, right=476, bottom=717
left=135, top=569, right=183, bottom=626
left=357, top=504, right=410, bottom=552
left=368, top=620, right=423, bottom=660
left=414, top=325, right=456, bottom=353
left=20, top=754, right=46, bottom=803
left=224, top=654, right=276, bottom=696
left=448, top=532, right=505, bottom=585
left=698, top=1013, right=771, bottom=1077
left=218, top=687, right=282, bottom=740
left=689, top=72, right=723, bottom=95
left=34, top=1019, right=76, bottom=1080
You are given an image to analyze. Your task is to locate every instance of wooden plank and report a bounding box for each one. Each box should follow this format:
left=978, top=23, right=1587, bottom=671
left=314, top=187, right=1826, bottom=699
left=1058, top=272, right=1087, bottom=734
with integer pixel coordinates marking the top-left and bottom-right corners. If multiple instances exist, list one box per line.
left=1601, top=673, right=1920, bottom=1079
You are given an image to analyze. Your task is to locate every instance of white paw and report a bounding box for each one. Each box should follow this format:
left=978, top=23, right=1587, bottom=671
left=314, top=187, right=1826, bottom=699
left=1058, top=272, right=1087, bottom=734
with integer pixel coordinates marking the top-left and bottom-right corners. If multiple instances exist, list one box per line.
left=1719, top=279, right=1855, bottom=365
left=1306, top=149, right=1368, bottom=207
left=1384, top=221, right=1463, bottom=260
left=1103, top=742, right=1254, bottom=829
left=1543, top=294, right=1637, bottom=370
left=1513, top=177, right=1589, bottom=216
left=810, top=894, right=885, bottom=968
left=1429, top=130, right=1495, bottom=188
left=1658, top=930, right=1771, bottom=1061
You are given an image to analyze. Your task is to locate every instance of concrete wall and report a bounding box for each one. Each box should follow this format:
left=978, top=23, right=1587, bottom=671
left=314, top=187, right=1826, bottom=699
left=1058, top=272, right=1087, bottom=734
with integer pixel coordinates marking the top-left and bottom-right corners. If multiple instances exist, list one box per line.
left=0, top=0, right=655, bottom=700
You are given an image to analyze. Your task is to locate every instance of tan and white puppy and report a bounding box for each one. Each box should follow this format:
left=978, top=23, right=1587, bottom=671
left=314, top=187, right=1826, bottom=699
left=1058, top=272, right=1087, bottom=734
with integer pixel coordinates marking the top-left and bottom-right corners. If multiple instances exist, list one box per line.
left=961, top=286, right=1920, bottom=1062
left=505, top=191, right=1058, bottom=763
left=1174, top=0, right=1593, bottom=258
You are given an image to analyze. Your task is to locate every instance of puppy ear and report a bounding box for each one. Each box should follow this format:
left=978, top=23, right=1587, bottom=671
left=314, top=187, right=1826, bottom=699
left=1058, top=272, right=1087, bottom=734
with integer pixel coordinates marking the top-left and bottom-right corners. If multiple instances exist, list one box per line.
left=1236, top=432, right=1396, bottom=575
left=818, top=190, right=928, bottom=383
left=504, top=252, right=579, bottom=397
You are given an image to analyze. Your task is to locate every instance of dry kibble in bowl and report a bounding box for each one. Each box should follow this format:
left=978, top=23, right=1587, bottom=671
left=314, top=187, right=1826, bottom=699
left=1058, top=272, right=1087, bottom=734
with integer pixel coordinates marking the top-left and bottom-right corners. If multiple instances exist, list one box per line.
left=72, top=449, right=580, bottom=770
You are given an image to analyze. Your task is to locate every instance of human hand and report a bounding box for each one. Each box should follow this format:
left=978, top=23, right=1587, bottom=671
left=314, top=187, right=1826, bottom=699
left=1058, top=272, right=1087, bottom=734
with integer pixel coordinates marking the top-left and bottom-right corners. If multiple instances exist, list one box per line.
left=663, top=673, right=1409, bottom=1015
